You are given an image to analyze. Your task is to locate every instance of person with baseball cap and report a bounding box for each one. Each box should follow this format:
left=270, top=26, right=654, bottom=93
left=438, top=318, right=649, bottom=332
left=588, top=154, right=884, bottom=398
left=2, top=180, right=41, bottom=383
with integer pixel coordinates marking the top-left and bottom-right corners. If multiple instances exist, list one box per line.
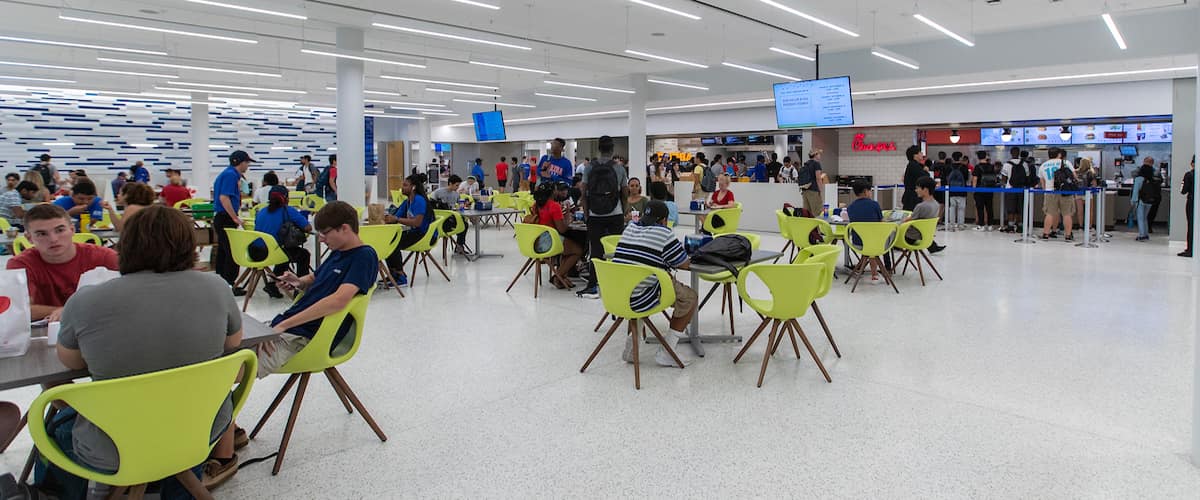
left=214, top=150, right=255, bottom=295
left=610, top=199, right=696, bottom=367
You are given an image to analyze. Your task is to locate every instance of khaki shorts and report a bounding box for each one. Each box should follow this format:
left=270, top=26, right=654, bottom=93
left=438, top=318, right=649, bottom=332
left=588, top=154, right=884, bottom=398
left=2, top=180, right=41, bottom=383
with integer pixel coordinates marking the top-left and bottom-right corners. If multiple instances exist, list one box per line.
left=671, top=279, right=697, bottom=320
left=255, top=333, right=310, bottom=378
left=802, top=190, right=824, bottom=216
left=1043, top=194, right=1076, bottom=217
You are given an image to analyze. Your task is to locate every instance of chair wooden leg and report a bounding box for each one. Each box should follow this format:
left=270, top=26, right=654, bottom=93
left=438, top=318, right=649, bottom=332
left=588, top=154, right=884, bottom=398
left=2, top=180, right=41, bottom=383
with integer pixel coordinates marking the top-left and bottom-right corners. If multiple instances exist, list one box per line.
left=0, top=411, right=27, bottom=452
left=175, top=470, right=214, bottom=500
left=533, top=261, right=541, bottom=299
left=790, top=320, right=832, bottom=383
left=774, top=241, right=794, bottom=263
left=734, top=318, right=771, bottom=363
left=241, top=270, right=261, bottom=312
left=878, top=260, right=900, bottom=294
left=719, top=283, right=727, bottom=315
left=442, top=239, right=449, bottom=266
left=233, top=267, right=252, bottom=288
left=327, top=368, right=388, bottom=442
left=784, top=321, right=802, bottom=359
left=757, top=320, right=780, bottom=388
left=427, top=252, right=451, bottom=282
left=644, top=319, right=684, bottom=368
left=271, top=372, right=311, bottom=475
left=581, top=317, right=624, bottom=372
left=726, top=285, right=736, bottom=335
left=19, top=405, right=56, bottom=484
left=850, top=257, right=871, bottom=293
left=324, top=370, right=353, bottom=414
left=921, top=250, right=944, bottom=281
left=914, top=248, right=926, bottom=286
left=127, top=483, right=148, bottom=500
left=592, top=313, right=609, bottom=332
left=105, top=486, right=128, bottom=500
left=811, top=302, right=841, bottom=357
left=630, top=319, right=641, bottom=390
left=409, top=252, right=420, bottom=288
left=505, top=259, right=534, bottom=293
left=378, top=262, right=406, bottom=298
left=250, top=374, right=300, bottom=439
left=420, top=252, right=432, bottom=277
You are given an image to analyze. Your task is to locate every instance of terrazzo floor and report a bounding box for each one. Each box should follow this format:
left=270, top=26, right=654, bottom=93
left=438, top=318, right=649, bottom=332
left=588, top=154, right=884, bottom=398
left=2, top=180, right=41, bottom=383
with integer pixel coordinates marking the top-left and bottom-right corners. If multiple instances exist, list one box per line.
left=2, top=222, right=1199, bottom=498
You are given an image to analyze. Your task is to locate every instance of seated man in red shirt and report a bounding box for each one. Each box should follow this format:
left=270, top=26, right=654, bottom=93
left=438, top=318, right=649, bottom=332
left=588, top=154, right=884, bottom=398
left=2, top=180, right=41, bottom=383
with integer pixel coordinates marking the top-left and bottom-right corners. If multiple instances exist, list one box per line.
left=6, top=204, right=118, bottom=321
left=160, top=168, right=191, bottom=208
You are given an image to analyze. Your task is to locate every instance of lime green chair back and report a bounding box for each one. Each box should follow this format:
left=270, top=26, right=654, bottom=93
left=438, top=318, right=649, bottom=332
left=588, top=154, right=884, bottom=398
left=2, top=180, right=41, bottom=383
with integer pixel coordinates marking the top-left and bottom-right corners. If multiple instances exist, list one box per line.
left=278, top=289, right=375, bottom=373
left=491, top=193, right=515, bottom=210
left=736, top=262, right=824, bottom=320
left=514, top=198, right=533, bottom=216
left=358, top=224, right=402, bottom=258
left=600, top=234, right=622, bottom=257
left=288, top=191, right=305, bottom=207
left=28, top=350, right=257, bottom=487
left=593, top=259, right=675, bottom=320
left=302, top=194, right=326, bottom=211
left=243, top=219, right=255, bottom=231
left=355, top=206, right=366, bottom=221
left=703, top=206, right=742, bottom=235
left=401, top=214, right=449, bottom=253
left=224, top=228, right=291, bottom=268
left=459, top=193, right=475, bottom=207
left=513, top=223, right=563, bottom=260
left=390, top=190, right=405, bottom=205
left=845, top=222, right=897, bottom=257
left=172, top=198, right=208, bottom=209
left=12, top=235, right=32, bottom=255
left=775, top=210, right=792, bottom=241
left=71, top=233, right=103, bottom=245
left=434, top=209, right=467, bottom=237
left=780, top=216, right=833, bottom=251
left=795, top=244, right=840, bottom=299
left=894, top=218, right=938, bottom=251
left=0, top=219, right=10, bottom=232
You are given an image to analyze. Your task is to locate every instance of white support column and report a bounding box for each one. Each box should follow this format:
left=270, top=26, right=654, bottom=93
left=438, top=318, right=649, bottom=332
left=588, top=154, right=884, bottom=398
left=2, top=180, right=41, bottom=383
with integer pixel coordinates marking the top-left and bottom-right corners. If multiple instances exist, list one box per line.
left=1192, top=67, right=1200, bottom=467
left=629, top=74, right=648, bottom=177
left=567, top=140, right=578, bottom=166
left=418, top=119, right=434, bottom=169
left=189, top=93, right=210, bottom=199
left=774, top=134, right=789, bottom=162
left=336, top=27, right=366, bottom=208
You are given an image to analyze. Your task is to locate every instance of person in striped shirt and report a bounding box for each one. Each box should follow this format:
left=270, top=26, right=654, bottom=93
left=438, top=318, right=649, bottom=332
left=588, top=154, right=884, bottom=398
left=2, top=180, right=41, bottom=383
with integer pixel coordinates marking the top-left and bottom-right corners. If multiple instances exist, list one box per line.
left=612, top=200, right=696, bottom=367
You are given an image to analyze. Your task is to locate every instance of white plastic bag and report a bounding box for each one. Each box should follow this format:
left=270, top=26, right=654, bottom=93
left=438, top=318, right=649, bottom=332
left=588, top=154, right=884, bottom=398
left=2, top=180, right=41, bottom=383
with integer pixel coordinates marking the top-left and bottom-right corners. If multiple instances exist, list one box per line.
left=0, top=269, right=32, bottom=358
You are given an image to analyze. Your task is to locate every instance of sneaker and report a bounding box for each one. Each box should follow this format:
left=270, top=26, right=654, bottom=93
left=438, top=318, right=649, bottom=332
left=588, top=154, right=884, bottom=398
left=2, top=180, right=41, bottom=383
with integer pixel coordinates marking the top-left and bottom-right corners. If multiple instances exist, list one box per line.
left=1064, top=234, right=1074, bottom=242
left=654, top=330, right=692, bottom=367
left=263, top=283, right=283, bottom=299
left=947, top=227, right=955, bottom=232
left=929, top=244, right=946, bottom=254
left=234, top=427, right=248, bottom=450
left=202, top=454, right=238, bottom=489
left=1135, top=236, right=1149, bottom=242
left=1040, top=234, right=1050, bottom=240
left=231, top=287, right=246, bottom=297
left=577, top=286, right=600, bottom=299
left=974, top=226, right=984, bottom=231
left=391, top=271, right=408, bottom=286
left=1178, top=251, right=1193, bottom=257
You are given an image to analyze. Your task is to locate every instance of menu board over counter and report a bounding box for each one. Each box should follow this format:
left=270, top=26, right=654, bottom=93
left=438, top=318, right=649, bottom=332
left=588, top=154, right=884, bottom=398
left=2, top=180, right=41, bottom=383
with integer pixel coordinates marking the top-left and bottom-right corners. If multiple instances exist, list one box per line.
left=1123, top=122, right=1173, bottom=143
left=773, top=76, right=855, bottom=129
left=1070, top=124, right=1125, bottom=144
left=1022, top=126, right=1070, bottom=145
left=980, top=127, right=1024, bottom=146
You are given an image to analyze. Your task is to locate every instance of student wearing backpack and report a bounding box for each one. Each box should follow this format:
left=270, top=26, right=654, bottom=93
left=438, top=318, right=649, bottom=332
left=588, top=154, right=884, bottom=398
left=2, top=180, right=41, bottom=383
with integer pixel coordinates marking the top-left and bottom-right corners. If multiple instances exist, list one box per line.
left=315, top=154, right=338, bottom=201
left=1038, top=147, right=1077, bottom=241
left=971, top=161, right=1000, bottom=231
left=945, top=153, right=969, bottom=230
left=577, top=136, right=629, bottom=299
left=252, top=186, right=313, bottom=298
left=1141, top=157, right=1165, bottom=233
left=1132, top=161, right=1159, bottom=241
left=798, top=149, right=825, bottom=216
left=1001, top=148, right=1027, bottom=233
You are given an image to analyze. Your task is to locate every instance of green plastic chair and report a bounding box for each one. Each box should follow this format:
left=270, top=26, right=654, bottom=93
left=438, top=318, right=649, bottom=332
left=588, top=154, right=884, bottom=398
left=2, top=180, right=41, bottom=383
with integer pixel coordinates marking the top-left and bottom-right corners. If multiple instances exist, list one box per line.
left=580, top=259, right=685, bottom=389
left=506, top=223, right=565, bottom=298
left=250, top=289, right=385, bottom=475
left=434, top=209, right=471, bottom=265
left=490, top=193, right=517, bottom=227
left=733, top=262, right=831, bottom=386
left=225, top=228, right=292, bottom=311
left=776, top=213, right=833, bottom=263
left=71, top=233, right=103, bottom=246
left=844, top=222, right=900, bottom=294
left=302, top=194, right=326, bottom=211
left=794, top=244, right=843, bottom=358
left=696, top=232, right=761, bottom=336
left=600, top=234, right=622, bottom=257
left=29, top=350, right=257, bottom=497
left=0, top=218, right=11, bottom=232
left=358, top=224, right=405, bottom=298
left=288, top=191, right=305, bottom=208
left=400, top=214, right=452, bottom=287
left=703, top=206, right=742, bottom=235
left=11, top=235, right=32, bottom=255
left=390, top=189, right=404, bottom=205
left=172, top=198, right=208, bottom=209
left=894, top=218, right=943, bottom=286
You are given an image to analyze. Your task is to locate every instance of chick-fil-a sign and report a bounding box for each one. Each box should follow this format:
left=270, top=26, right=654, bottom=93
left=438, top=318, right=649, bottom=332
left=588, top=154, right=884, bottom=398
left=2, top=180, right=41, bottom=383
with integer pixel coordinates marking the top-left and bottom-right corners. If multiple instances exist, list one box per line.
left=852, top=133, right=897, bottom=152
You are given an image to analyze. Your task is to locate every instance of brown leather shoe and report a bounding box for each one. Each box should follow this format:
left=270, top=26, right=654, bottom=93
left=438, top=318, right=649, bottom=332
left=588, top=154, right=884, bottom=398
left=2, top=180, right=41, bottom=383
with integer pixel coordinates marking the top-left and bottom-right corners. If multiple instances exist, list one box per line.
left=202, top=454, right=238, bottom=490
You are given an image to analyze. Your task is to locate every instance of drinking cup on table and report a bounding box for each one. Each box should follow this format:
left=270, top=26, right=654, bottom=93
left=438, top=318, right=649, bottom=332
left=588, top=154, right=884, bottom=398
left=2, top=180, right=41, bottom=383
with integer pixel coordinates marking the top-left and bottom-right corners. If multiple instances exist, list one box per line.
left=46, top=322, right=61, bottom=346
left=5, top=229, right=16, bottom=238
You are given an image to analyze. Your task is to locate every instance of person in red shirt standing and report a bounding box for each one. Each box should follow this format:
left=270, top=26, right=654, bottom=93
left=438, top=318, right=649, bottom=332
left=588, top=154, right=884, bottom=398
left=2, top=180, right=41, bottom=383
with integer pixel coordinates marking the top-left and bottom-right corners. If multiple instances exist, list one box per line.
left=159, top=168, right=192, bottom=208
left=495, top=156, right=509, bottom=192
left=6, top=204, right=118, bottom=321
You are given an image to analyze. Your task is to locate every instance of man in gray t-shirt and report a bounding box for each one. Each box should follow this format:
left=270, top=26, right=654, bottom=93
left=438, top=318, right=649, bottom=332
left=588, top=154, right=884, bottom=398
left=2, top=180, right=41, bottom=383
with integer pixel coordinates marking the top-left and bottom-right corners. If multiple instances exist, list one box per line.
left=430, top=175, right=468, bottom=247
left=904, top=177, right=945, bottom=253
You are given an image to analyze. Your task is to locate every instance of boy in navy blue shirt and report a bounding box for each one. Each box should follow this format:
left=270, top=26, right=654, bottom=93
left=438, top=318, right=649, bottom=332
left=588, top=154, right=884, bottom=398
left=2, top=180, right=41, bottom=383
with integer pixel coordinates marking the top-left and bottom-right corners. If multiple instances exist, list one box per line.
left=845, top=180, right=893, bottom=279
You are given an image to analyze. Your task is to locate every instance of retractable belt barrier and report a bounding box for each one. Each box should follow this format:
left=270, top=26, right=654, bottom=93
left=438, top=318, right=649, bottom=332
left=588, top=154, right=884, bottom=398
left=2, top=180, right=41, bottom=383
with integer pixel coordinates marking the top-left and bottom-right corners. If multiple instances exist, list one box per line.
left=934, top=186, right=1104, bottom=247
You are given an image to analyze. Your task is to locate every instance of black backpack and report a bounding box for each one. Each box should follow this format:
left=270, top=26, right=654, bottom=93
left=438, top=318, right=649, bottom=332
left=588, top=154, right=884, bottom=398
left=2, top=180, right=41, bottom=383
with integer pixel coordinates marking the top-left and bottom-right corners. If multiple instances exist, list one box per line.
left=31, top=164, right=54, bottom=190
left=586, top=159, right=621, bottom=214
left=1007, top=159, right=1026, bottom=188
left=274, top=210, right=308, bottom=249
left=797, top=161, right=817, bottom=188
left=690, top=234, right=753, bottom=277
left=979, top=165, right=999, bottom=188
left=1140, top=175, right=1163, bottom=204
left=947, top=167, right=966, bottom=188
left=1053, top=164, right=1079, bottom=192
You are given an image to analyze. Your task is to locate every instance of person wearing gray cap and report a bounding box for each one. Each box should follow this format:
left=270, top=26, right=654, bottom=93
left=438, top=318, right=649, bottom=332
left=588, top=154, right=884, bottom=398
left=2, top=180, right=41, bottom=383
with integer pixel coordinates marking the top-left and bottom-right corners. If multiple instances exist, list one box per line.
left=611, top=199, right=696, bottom=367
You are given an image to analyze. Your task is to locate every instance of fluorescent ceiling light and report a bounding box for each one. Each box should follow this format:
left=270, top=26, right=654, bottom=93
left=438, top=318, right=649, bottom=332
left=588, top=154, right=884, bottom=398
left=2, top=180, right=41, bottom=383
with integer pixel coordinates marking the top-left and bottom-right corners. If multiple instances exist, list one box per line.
left=0, top=35, right=167, bottom=55
left=721, top=61, right=800, bottom=80
left=328, top=147, right=338, bottom=151
left=0, top=75, right=75, bottom=83
left=427, top=88, right=500, bottom=97
left=0, top=60, right=177, bottom=79
left=448, top=109, right=630, bottom=127
left=628, top=0, right=700, bottom=20
left=370, top=114, right=426, bottom=120
left=450, top=0, right=500, bottom=10
left=624, top=49, right=707, bottom=68
left=1101, top=13, right=1127, bottom=50
left=647, top=98, right=773, bottom=112
left=170, top=81, right=307, bottom=94
left=543, top=80, right=635, bottom=94
left=97, top=57, right=281, bottom=78
left=647, top=78, right=709, bottom=91
left=420, top=110, right=459, bottom=116
left=129, top=143, right=157, bottom=148
left=468, top=60, right=550, bottom=74
left=870, top=47, right=920, bottom=70
left=851, top=66, right=1200, bottom=96
left=768, top=45, right=815, bottom=61
left=185, top=0, right=307, bottom=20
left=390, top=105, right=450, bottom=112
left=155, top=86, right=257, bottom=96
left=452, top=98, right=535, bottom=108
left=325, top=86, right=402, bottom=96
left=364, top=99, right=445, bottom=107
left=42, top=142, right=75, bottom=146
left=209, top=144, right=229, bottom=149
left=372, top=23, right=532, bottom=51
left=913, top=13, right=975, bottom=47
left=300, top=48, right=426, bottom=69
left=534, top=92, right=597, bottom=102
left=379, top=74, right=498, bottom=90
left=59, top=15, right=257, bottom=44
left=758, top=0, right=859, bottom=37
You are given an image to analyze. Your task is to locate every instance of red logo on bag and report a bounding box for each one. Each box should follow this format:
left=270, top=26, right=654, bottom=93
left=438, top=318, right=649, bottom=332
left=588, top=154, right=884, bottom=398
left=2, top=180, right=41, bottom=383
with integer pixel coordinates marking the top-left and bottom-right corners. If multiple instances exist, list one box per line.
left=852, top=133, right=896, bottom=152
left=0, top=297, right=10, bottom=315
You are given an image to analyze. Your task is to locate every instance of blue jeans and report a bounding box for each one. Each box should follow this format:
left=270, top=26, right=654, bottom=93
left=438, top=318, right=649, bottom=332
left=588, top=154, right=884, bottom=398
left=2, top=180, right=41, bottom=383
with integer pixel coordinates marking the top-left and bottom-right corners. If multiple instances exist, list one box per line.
left=1136, top=200, right=1151, bottom=238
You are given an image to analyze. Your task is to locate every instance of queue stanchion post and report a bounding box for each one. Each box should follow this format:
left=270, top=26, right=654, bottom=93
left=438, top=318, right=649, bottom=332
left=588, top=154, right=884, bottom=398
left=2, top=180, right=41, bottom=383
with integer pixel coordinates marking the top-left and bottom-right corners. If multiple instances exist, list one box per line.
left=1096, top=187, right=1111, bottom=242
left=1075, top=189, right=1097, bottom=249
left=893, top=185, right=901, bottom=211
left=1015, top=188, right=1035, bottom=244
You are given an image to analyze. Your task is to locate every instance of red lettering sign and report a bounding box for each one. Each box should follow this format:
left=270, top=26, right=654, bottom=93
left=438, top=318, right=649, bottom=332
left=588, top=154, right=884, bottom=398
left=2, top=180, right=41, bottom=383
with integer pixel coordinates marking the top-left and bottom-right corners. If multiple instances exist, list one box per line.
left=1104, top=131, right=1127, bottom=139
left=852, top=133, right=897, bottom=152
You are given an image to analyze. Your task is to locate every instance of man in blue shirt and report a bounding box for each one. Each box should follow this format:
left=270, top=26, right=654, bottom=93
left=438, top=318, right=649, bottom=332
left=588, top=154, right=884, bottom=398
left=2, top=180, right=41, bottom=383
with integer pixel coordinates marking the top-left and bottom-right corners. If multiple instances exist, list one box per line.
left=130, top=160, right=151, bottom=184
left=383, top=174, right=430, bottom=285
left=845, top=180, right=893, bottom=279
left=752, top=155, right=768, bottom=182
left=538, top=138, right=574, bottom=185
left=518, top=156, right=532, bottom=188
left=52, top=179, right=103, bottom=224
left=213, top=150, right=254, bottom=295
left=470, top=158, right=486, bottom=188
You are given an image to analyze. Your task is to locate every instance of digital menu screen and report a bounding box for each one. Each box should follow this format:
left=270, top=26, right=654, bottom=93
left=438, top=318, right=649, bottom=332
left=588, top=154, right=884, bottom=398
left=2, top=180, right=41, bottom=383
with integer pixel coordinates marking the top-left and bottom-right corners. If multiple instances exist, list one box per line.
left=773, top=76, right=855, bottom=129
left=1123, top=122, right=1172, bottom=143
left=1070, top=124, right=1125, bottom=144
left=1022, top=126, right=1071, bottom=145
left=980, top=127, right=1024, bottom=146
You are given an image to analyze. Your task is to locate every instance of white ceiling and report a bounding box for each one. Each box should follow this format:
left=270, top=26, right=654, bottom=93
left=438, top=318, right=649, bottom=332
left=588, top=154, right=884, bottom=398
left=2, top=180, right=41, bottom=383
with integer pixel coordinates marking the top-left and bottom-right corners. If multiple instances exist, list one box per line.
left=0, top=0, right=1194, bottom=124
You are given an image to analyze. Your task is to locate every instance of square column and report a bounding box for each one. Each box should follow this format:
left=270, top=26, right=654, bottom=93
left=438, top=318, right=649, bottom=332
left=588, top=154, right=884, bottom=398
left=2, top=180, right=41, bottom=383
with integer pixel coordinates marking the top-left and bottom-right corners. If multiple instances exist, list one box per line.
left=336, top=27, right=366, bottom=207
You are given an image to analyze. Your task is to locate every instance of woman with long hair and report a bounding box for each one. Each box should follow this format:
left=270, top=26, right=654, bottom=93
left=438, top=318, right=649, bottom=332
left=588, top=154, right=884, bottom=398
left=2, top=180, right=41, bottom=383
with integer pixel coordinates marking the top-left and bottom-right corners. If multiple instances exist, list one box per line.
left=533, top=182, right=583, bottom=289
left=252, top=185, right=313, bottom=298
left=22, top=171, right=51, bottom=202
left=1074, top=157, right=1098, bottom=230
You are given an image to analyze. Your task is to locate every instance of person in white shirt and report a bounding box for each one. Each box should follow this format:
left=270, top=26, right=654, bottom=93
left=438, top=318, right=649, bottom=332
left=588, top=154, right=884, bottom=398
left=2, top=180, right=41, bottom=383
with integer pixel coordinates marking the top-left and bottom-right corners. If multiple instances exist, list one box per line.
left=1038, top=147, right=1076, bottom=241
left=779, top=157, right=798, bottom=183
left=458, top=176, right=481, bottom=197
left=252, top=171, right=278, bottom=206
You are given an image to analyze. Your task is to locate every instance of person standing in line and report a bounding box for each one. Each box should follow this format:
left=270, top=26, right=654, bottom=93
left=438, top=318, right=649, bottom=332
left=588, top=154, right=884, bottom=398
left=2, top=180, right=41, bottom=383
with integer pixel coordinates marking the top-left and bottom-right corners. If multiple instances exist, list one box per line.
left=1180, top=155, right=1195, bottom=257
left=1001, top=147, right=1027, bottom=233
left=749, top=155, right=766, bottom=183
left=576, top=135, right=628, bottom=300
left=971, top=160, right=999, bottom=231
left=110, top=172, right=127, bottom=201
left=1074, top=157, right=1099, bottom=231
left=1132, top=160, right=1158, bottom=242
left=1038, top=147, right=1076, bottom=241
left=945, top=153, right=969, bottom=231
left=508, top=157, right=520, bottom=192
left=495, top=156, right=509, bottom=192
left=296, top=155, right=319, bottom=193
left=1142, top=156, right=1164, bottom=233
left=901, top=145, right=928, bottom=211
left=724, top=157, right=737, bottom=177
left=538, top=138, right=575, bottom=185
left=766, top=152, right=783, bottom=182
left=518, top=156, right=533, bottom=192
left=471, top=158, right=486, bottom=190
left=690, top=154, right=707, bottom=200
left=798, top=149, right=825, bottom=216
left=214, top=150, right=254, bottom=295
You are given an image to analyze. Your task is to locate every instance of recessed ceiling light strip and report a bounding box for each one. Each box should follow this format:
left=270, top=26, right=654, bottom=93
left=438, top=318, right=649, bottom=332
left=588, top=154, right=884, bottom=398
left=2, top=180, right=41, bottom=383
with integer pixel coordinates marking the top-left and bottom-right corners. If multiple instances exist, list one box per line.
left=155, top=86, right=257, bottom=96
left=768, top=45, right=815, bottom=61
left=468, top=60, right=550, bottom=74
left=0, top=75, right=76, bottom=83
left=757, top=0, right=859, bottom=37
left=184, top=0, right=307, bottom=20
left=624, top=49, right=707, bottom=68
left=452, top=98, right=535, bottom=108
left=0, top=60, right=177, bottom=79
left=853, top=66, right=1199, bottom=96
left=869, top=47, right=921, bottom=70
left=372, top=23, right=532, bottom=51
left=450, top=0, right=501, bottom=10
left=534, top=92, right=598, bottom=102
left=427, top=88, right=501, bottom=97
left=379, top=74, right=498, bottom=90
left=1101, top=13, right=1127, bottom=50
left=543, top=80, right=635, bottom=94
left=647, top=78, right=709, bottom=91
left=628, top=0, right=701, bottom=20
left=364, top=99, right=445, bottom=107
left=300, top=48, right=426, bottom=68
left=97, top=57, right=281, bottom=77
left=912, top=13, right=975, bottom=47
left=169, top=81, right=307, bottom=94
left=58, top=15, right=258, bottom=44
left=0, top=35, right=167, bottom=55
left=720, top=62, right=799, bottom=80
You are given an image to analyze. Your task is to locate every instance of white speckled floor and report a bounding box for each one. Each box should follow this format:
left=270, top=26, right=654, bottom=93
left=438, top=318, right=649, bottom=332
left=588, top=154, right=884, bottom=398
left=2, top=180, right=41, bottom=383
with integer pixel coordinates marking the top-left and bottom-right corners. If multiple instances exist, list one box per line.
left=3, top=223, right=1200, bottom=498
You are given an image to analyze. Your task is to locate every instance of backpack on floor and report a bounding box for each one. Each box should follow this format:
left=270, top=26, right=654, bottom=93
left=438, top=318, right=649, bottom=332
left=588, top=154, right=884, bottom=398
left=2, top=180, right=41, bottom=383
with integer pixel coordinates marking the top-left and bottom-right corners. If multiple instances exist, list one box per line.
left=690, top=234, right=752, bottom=277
